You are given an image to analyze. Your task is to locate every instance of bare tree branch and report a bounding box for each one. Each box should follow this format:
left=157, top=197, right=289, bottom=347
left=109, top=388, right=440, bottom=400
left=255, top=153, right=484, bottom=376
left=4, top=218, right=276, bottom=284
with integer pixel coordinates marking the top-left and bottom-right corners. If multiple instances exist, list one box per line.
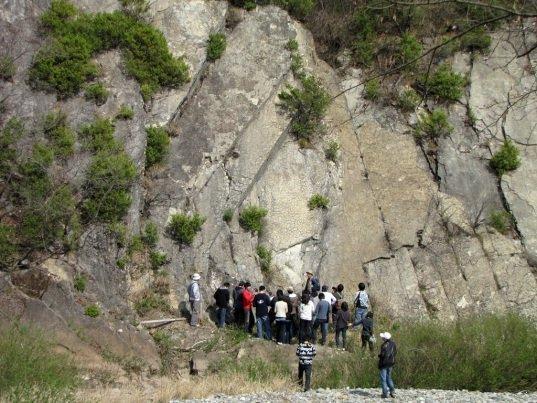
left=332, top=12, right=511, bottom=100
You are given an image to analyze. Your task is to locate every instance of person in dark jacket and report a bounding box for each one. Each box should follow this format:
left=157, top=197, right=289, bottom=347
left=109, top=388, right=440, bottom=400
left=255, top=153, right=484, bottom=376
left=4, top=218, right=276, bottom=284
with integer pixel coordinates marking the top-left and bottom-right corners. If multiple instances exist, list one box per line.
left=312, top=293, right=330, bottom=345
left=253, top=285, right=272, bottom=340
left=335, top=301, right=351, bottom=349
left=213, top=282, right=230, bottom=328
left=361, top=311, right=374, bottom=351
left=378, top=332, right=396, bottom=398
left=233, top=281, right=245, bottom=327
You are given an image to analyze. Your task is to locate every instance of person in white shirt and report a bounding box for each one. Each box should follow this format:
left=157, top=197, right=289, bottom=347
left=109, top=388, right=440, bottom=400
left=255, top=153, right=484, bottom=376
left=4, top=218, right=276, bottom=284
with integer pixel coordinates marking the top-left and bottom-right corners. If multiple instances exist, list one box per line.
left=274, top=294, right=289, bottom=344
left=299, top=293, right=315, bottom=342
left=321, top=285, right=337, bottom=305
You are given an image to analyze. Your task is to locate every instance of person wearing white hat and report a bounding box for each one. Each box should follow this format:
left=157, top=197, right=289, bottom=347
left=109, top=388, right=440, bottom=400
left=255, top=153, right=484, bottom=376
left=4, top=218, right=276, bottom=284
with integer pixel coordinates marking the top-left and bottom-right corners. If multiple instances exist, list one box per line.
left=378, top=332, right=396, bottom=398
left=188, top=273, right=202, bottom=327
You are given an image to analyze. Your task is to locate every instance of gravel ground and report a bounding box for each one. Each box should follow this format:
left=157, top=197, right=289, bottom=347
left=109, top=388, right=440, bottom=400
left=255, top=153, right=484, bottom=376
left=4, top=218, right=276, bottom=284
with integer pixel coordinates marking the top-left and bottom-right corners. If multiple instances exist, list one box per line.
left=181, top=388, right=537, bottom=402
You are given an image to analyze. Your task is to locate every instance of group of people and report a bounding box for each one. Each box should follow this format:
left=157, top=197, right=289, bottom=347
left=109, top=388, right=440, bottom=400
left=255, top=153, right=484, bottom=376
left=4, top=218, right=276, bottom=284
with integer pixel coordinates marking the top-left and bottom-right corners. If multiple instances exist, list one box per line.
left=187, top=271, right=397, bottom=398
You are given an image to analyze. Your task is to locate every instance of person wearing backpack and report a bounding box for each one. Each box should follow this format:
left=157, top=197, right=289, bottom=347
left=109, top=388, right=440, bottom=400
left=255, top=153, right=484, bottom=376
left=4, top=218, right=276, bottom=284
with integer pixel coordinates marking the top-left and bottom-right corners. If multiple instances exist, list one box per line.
left=187, top=273, right=202, bottom=327
left=378, top=332, right=397, bottom=398
left=353, top=282, right=369, bottom=329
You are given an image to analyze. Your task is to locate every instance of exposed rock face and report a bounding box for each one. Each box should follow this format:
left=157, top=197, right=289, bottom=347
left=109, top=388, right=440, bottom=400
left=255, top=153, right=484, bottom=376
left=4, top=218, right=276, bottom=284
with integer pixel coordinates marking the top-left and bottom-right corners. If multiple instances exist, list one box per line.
left=1, top=0, right=537, bottom=370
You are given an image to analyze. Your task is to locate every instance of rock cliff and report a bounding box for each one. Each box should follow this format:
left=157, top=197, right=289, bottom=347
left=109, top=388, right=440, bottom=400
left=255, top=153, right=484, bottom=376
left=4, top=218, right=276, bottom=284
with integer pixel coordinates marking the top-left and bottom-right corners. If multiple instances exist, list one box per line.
left=1, top=0, right=536, bottom=369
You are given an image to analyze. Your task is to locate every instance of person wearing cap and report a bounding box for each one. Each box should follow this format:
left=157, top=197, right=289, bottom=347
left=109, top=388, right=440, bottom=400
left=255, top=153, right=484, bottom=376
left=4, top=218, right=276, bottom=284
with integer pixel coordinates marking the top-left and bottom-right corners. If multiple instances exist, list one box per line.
left=378, top=332, right=397, bottom=398
left=188, top=273, right=202, bottom=327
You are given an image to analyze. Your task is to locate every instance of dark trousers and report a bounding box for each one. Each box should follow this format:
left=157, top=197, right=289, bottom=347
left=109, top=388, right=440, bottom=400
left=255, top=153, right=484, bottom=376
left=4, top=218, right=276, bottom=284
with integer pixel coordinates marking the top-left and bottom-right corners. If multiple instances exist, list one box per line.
left=216, top=307, right=227, bottom=328
left=312, top=319, right=328, bottom=345
left=298, top=363, right=312, bottom=391
left=335, top=327, right=347, bottom=348
left=361, top=334, right=374, bottom=351
left=299, top=319, right=312, bottom=342
left=234, top=306, right=244, bottom=327
left=275, top=318, right=288, bottom=343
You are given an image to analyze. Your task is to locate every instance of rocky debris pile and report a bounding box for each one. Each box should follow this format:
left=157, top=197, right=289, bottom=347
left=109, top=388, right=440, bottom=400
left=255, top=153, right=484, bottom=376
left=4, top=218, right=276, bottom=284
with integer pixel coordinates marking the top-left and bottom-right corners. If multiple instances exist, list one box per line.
left=183, top=388, right=537, bottom=402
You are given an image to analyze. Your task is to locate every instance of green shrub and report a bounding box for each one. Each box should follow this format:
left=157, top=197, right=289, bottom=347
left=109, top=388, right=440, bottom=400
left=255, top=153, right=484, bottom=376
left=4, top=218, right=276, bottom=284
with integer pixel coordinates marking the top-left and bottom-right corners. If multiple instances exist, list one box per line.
left=415, top=109, right=453, bottom=140
left=308, top=194, right=330, bottom=210
left=146, top=126, right=170, bottom=168
left=460, top=27, right=492, bottom=52
left=0, top=324, right=77, bottom=401
left=290, top=53, right=304, bottom=77
left=273, top=0, right=315, bottom=20
left=143, top=221, right=159, bottom=247
left=80, top=118, right=117, bottom=153
left=29, top=0, right=189, bottom=99
left=352, top=39, right=375, bottom=67
left=239, top=205, right=268, bottom=234
left=256, top=245, right=272, bottom=272
left=489, top=210, right=512, bottom=234
left=108, top=222, right=127, bottom=247
left=120, top=0, right=149, bottom=18
left=127, top=235, right=144, bottom=255
left=314, top=313, right=537, bottom=392
left=150, top=250, right=167, bottom=270
left=18, top=184, right=79, bottom=250
left=166, top=213, right=205, bottom=245
left=223, top=208, right=233, bottom=223
left=399, top=33, right=422, bottom=66
left=278, top=75, right=331, bottom=140
left=73, top=274, right=87, bottom=292
left=84, top=82, right=109, bottom=105
left=286, top=39, right=299, bottom=52
left=207, top=33, right=226, bottom=61
left=84, top=304, right=101, bottom=317
left=0, top=118, right=24, bottom=177
left=363, top=79, right=380, bottom=101
left=397, top=88, right=421, bottom=111
left=0, top=55, right=16, bottom=80
left=135, top=292, right=169, bottom=316
left=244, top=1, right=257, bottom=11
left=116, top=256, right=128, bottom=269
left=43, top=110, right=76, bottom=157
left=490, top=140, right=521, bottom=176
left=82, top=151, right=137, bottom=222
left=0, top=225, right=19, bottom=270
left=116, top=104, right=134, bottom=120
left=419, top=64, right=466, bottom=102
left=325, top=140, right=339, bottom=162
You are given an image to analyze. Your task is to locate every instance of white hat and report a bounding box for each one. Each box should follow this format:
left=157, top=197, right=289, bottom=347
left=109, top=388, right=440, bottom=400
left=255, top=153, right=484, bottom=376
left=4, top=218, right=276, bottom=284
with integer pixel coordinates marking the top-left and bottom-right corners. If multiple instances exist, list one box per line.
left=380, top=332, right=392, bottom=340
left=192, top=273, right=201, bottom=281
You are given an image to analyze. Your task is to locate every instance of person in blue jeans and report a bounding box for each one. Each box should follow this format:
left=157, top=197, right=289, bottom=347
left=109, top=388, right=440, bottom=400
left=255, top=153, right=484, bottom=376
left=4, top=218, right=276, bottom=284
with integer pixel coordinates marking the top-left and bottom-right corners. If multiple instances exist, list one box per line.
left=213, top=281, right=230, bottom=328
left=353, top=282, right=369, bottom=329
left=378, top=332, right=397, bottom=398
left=253, top=286, right=272, bottom=340
left=312, top=293, right=330, bottom=345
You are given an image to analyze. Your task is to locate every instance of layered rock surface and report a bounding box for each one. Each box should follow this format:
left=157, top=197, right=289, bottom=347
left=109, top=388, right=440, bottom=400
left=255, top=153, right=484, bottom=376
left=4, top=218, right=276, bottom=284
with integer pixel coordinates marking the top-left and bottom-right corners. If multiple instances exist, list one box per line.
left=1, top=0, right=537, bottom=370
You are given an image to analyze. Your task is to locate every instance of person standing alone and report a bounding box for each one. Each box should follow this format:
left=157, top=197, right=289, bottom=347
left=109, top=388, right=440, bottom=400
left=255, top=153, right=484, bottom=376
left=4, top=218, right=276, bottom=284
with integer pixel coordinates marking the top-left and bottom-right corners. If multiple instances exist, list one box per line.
left=296, top=337, right=317, bottom=392
left=188, top=273, right=202, bottom=327
left=378, top=332, right=397, bottom=398
left=213, top=281, right=230, bottom=328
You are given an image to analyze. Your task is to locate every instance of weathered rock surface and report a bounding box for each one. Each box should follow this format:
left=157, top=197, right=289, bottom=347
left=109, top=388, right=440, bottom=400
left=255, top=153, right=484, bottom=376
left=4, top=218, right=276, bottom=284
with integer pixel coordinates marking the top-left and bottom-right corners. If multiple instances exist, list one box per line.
left=1, top=0, right=537, bottom=373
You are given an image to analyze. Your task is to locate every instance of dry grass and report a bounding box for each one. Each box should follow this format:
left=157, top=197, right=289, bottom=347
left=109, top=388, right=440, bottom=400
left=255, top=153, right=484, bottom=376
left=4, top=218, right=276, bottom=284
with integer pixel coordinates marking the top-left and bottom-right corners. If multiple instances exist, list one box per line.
left=78, top=373, right=297, bottom=402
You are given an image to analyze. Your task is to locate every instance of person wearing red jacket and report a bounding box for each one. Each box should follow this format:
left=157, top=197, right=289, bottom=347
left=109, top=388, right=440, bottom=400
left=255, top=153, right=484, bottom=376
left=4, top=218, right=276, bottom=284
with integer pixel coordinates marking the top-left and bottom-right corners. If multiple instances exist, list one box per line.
left=242, top=282, right=254, bottom=333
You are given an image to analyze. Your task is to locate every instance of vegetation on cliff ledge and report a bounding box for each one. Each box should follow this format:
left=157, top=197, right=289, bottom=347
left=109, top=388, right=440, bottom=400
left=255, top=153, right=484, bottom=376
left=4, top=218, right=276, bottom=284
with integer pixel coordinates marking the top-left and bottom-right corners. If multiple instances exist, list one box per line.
left=29, top=0, right=190, bottom=100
